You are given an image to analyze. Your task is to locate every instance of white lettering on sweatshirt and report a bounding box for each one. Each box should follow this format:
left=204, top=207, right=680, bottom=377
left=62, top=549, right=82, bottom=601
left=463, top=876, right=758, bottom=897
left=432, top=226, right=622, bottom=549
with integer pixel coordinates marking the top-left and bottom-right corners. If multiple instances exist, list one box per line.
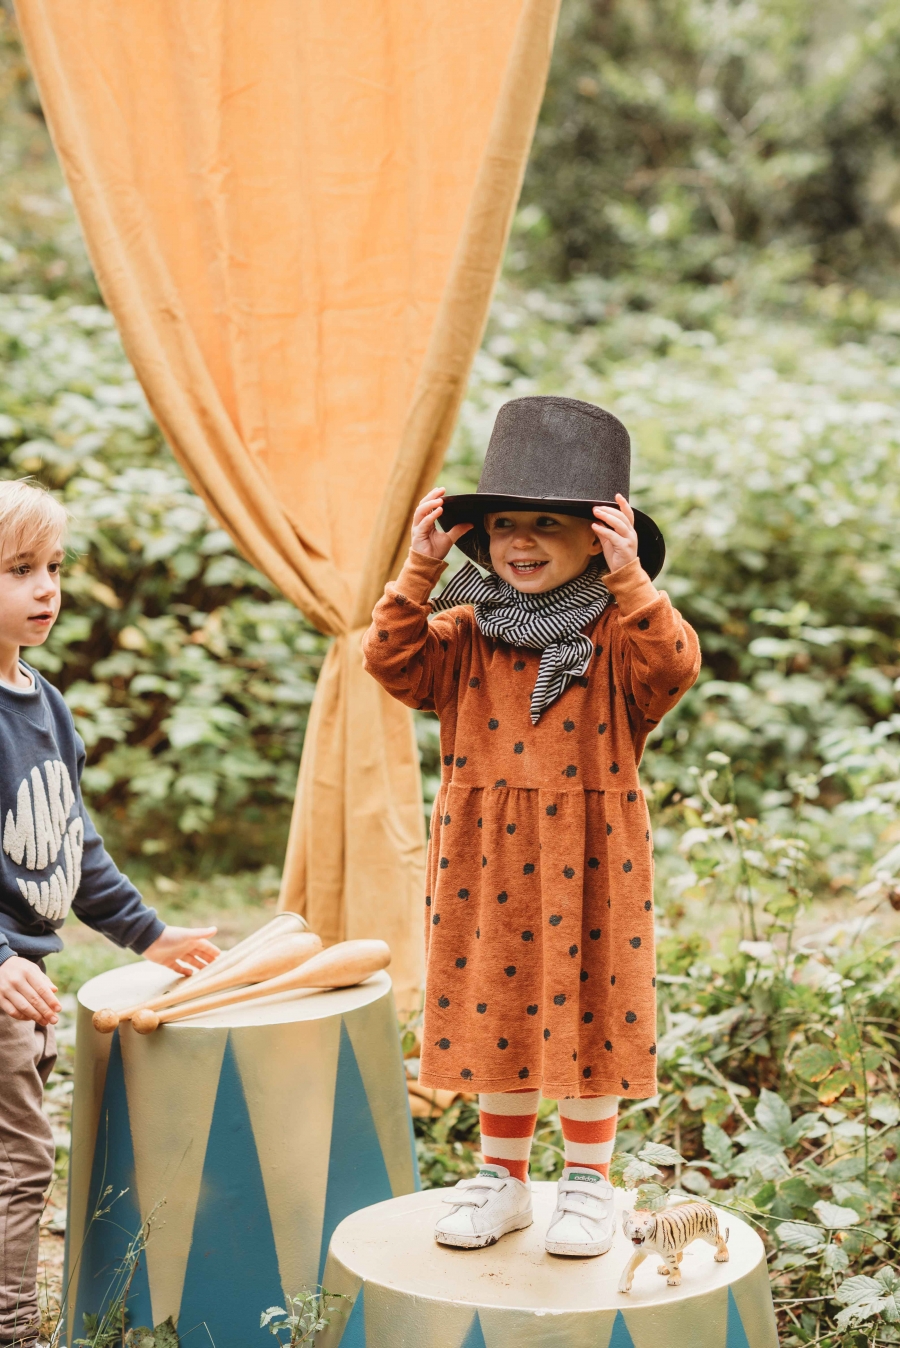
left=3, top=759, right=84, bottom=920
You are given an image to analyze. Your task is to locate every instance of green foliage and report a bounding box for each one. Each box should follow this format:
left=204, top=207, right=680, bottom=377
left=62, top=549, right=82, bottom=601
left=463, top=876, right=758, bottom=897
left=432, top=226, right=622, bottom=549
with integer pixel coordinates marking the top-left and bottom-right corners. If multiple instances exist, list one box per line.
left=123, top=1319, right=180, bottom=1348
left=72, top=1199, right=163, bottom=1348
left=0, top=297, right=326, bottom=866
left=260, top=1291, right=349, bottom=1348
left=519, top=0, right=900, bottom=287
left=0, top=8, right=97, bottom=300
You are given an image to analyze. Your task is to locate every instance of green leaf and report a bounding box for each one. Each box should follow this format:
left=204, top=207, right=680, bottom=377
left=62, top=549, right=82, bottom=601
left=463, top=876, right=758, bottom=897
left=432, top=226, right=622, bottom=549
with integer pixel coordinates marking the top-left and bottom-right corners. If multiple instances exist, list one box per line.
left=834, top=1271, right=899, bottom=1330
left=813, top=1200, right=861, bottom=1228
left=622, top=1157, right=664, bottom=1186
left=754, top=1089, right=792, bottom=1141
left=703, top=1122, right=735, bottom=1169
left=786, top=1112, right=826, bottom=1147
left=778, top=1176, right=819, bottom=1210
left=776, top=1220, right=825, bottom=1252
left=835, top=1274, right=883, bottom=1305
left=151, top=1318, right=180, bottom=1348
left=260, top=1307, right=287, bottom=1327
left=817, top=1069, right=854, bottom=1106
left=792, top=1044, right=840, bottom=1083
left=634, top=1182, right=670, bottom=1211
left=638, top=1142, right=685, bottom=1166
left=870, top=1097, right=900, bottom=1127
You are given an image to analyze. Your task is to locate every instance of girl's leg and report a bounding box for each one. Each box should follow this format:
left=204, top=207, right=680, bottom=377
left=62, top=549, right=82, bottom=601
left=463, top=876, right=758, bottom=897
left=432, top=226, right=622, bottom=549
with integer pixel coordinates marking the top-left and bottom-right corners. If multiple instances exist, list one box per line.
left=545, top=1096, right=619, bottom=1255
left=478, top=1089, right=540, bottom=1181
left=556, top=1095, right=619, bottom=1178
left=434, top=1089, right=537, bottom=1247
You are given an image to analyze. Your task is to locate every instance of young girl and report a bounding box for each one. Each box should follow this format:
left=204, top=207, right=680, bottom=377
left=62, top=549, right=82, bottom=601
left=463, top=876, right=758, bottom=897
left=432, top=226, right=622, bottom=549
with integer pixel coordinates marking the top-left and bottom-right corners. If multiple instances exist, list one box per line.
left=363, top=396, right=700, bottom=1256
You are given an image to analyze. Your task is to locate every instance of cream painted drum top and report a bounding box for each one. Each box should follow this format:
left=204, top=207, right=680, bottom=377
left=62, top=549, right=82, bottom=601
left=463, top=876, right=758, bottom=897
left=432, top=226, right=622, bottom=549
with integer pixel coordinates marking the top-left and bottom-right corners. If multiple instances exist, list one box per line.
left=319, top=1184, right=779, bottom=1348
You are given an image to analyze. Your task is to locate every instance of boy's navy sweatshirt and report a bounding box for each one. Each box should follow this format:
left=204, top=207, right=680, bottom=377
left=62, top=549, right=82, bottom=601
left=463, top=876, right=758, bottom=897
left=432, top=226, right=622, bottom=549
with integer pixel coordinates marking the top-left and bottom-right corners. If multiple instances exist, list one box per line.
left=0, top=664, right=164, bottom=967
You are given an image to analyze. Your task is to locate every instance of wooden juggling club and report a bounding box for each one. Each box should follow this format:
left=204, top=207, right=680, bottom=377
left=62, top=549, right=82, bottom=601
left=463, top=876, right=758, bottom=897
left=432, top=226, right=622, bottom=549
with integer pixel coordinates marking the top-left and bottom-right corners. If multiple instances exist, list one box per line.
left=176, top=910, right=309, bottom=988
left=92, top=931, right=322, bottom=1033
left=131, top=939, right=391, bottom=1033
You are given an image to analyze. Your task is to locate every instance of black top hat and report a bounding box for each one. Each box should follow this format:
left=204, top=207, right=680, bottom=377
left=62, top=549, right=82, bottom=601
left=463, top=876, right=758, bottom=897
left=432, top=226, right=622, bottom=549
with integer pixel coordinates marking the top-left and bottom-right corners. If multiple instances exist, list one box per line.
left=439, top=395, right=665, bottom=580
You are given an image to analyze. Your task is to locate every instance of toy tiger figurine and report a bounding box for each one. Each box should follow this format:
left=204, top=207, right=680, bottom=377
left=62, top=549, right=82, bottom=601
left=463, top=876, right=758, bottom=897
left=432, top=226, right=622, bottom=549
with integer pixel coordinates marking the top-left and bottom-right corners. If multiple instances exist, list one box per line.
left=618, top=1202, right=730, bottom=1293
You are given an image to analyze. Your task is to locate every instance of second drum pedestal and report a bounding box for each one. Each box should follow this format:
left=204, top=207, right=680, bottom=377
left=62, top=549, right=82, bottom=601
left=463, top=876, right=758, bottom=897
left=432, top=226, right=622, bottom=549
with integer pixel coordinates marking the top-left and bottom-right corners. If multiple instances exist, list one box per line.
left=319, top=1184, right=779, bottom=1348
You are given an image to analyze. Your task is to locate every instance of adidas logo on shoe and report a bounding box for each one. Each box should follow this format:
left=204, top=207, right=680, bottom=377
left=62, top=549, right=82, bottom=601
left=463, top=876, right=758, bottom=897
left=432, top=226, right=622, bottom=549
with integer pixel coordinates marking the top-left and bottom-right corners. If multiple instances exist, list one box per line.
left=568, top=1171, right=601, bottom=1183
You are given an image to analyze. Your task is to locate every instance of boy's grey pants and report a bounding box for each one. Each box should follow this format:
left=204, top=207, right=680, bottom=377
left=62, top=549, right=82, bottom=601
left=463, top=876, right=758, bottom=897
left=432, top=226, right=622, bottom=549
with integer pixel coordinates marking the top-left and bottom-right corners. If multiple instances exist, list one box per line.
left=0, top=1015, right=56, bottom=1348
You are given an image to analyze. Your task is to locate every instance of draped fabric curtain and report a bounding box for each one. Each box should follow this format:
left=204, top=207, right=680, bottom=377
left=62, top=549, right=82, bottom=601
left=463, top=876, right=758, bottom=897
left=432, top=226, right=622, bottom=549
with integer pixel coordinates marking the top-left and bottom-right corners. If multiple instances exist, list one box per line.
left=15, top=0, right=560, bottom=1004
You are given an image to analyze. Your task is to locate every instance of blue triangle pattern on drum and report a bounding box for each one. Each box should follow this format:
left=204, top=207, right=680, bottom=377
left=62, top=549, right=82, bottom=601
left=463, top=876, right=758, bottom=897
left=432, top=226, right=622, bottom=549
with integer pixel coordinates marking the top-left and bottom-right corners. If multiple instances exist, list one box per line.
left=72, top=1030, right=153, bottom=1336
left=178, top=1036, right=283, bottom=1348
left=338, top=1284, right=366, bottom=1347
left=460, top=1311, right=487, bottom=1348
left=609, top=1310, right=637, bottom=1348
left=726, top=1289, right=753, bottom=1348
left=318, top=1021, right=393, bottom=1280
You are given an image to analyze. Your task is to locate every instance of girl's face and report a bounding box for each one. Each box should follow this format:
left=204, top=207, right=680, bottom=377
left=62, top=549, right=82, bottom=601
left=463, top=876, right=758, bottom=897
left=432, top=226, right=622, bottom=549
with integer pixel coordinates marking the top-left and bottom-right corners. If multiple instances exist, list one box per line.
left=484, top=511, right=602, bottom=592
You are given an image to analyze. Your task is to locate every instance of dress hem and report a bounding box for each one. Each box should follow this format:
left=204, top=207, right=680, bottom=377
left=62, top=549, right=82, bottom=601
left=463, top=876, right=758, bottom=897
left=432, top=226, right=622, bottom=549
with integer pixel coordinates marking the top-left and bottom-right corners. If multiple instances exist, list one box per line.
left=418, top=1069, right=658, bottom=1101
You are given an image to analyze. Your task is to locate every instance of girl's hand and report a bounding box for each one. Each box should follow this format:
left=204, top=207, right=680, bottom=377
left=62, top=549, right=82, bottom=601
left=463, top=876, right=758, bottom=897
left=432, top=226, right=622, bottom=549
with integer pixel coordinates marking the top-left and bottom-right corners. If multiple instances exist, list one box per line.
left=411, top=487, right=472, bottom=561
left=0, top=955, right=61, bottom=1025
left=592, top=494, right=639, bottom=572
left=143, top=924, right=220, bottom=974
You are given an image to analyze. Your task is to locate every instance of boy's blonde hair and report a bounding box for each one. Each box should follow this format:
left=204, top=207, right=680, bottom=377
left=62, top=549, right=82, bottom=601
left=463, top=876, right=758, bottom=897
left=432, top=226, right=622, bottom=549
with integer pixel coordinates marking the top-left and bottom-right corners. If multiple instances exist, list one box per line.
left=0, top=479, right=69, bottom=564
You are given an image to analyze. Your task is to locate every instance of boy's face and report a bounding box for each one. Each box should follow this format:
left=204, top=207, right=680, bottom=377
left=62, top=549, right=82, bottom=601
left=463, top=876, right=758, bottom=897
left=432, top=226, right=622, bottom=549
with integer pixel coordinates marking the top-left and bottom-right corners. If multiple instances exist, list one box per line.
left=485, top=510, right=602, bottom=592
left=0, top=537, right=63, bottom=655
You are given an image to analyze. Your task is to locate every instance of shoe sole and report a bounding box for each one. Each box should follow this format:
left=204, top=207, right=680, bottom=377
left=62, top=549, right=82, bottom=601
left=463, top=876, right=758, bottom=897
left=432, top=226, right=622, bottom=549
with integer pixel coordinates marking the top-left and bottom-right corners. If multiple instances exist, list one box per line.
left=544, top=1234, right=614, bottom=1257
left=435, top=1211, right=534, bottom=1249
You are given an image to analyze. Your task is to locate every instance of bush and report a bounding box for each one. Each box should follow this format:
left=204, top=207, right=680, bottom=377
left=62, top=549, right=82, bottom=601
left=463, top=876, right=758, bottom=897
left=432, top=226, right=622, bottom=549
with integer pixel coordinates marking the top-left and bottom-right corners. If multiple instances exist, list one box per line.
left=0, top=297, right=326, bottom=868
left=518, top=0, right=900, bottom=287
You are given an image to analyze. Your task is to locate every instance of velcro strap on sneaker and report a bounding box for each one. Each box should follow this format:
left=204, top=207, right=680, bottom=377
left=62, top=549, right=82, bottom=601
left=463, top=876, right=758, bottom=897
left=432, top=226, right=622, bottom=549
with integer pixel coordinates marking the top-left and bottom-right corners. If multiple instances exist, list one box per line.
left=557, top=1194, right=606, bottom=1217
left=441, top=1176, right=507, bottom=1206
left=559, top=1177, right=613, bottom=1200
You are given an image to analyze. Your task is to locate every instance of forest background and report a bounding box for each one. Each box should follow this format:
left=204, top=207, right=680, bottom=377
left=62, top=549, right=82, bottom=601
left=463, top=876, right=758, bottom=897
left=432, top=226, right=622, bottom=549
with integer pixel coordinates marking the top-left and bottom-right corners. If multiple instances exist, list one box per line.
left=3, top=1, right=900, bottom=1343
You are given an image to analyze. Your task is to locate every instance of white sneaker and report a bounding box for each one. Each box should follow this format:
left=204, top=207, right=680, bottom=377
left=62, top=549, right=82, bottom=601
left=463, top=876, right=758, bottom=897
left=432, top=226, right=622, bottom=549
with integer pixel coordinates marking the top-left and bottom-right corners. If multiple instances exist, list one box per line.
left=434, top=1165, right=533, bottom=1249
left=544, top=1166, right=616, bottom=1256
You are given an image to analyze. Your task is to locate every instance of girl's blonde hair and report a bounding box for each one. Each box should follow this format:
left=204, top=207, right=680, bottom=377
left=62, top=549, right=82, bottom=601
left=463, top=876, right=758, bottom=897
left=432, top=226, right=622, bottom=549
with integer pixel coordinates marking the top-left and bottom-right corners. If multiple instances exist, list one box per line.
left=0, top=479, right=69, bottom=564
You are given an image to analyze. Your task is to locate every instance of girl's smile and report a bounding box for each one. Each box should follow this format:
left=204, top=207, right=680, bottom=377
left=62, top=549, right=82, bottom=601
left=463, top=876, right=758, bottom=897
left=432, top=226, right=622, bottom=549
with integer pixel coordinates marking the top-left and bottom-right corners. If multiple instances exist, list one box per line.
left=485, top=511, right=602, bottom=592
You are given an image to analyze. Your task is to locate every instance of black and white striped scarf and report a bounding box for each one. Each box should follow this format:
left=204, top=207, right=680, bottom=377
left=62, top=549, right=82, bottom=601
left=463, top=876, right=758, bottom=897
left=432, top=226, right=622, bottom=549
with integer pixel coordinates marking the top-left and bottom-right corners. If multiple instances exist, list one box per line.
left=430, top=559, right=611, bottom=723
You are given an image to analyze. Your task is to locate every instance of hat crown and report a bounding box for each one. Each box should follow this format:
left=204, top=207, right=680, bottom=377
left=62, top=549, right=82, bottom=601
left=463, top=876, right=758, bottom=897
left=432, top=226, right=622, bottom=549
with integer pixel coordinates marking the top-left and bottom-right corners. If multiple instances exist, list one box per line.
left=478, top=396, right=630, bottom=502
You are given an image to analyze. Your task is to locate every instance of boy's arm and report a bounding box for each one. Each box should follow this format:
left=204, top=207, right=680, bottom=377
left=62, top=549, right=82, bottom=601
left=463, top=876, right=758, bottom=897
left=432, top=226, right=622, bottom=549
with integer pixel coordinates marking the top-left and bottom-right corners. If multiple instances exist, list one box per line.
left=72, top=802, right=166, bottom=951
left=72, top=739, right=218, bottom=970
left=362, top=549, right=467, bottom=711
left=604, top=558, right=701, bottom=731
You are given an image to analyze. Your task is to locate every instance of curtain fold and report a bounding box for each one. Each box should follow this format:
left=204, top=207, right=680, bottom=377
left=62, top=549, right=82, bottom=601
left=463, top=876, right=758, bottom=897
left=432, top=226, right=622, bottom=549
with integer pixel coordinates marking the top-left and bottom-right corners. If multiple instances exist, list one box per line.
left=15, top=0, right=560, bottom=1004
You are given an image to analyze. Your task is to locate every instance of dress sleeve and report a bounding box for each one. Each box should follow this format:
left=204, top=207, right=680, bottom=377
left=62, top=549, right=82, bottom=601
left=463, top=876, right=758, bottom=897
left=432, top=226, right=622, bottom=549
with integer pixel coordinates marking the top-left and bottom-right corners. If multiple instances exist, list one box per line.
left=362, top=549, right=469, bottom=713
left=604, top=558, right=701, bottom=735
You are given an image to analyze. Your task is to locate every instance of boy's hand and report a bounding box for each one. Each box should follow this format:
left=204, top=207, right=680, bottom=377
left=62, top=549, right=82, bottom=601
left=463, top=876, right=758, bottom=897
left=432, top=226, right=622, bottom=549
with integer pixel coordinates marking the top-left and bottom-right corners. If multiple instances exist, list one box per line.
left=592, top=494, right=639, bottom=572
left=0, top=956, right=61, bottom=1026
left=142, top=925, right=220, bottom=974
left=411, top=487, right=472, bottom=561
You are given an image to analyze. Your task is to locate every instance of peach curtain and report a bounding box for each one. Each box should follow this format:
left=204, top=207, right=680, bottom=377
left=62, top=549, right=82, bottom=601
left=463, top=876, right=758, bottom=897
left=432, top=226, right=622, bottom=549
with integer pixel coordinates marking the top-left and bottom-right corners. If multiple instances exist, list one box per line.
left=15, top=0, right=560, bottom=1004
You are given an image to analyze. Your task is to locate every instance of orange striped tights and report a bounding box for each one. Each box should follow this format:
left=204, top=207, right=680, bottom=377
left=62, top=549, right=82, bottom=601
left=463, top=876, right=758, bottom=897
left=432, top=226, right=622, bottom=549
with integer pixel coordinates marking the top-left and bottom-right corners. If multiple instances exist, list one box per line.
left=479, top=1090, right=619, bottom=1182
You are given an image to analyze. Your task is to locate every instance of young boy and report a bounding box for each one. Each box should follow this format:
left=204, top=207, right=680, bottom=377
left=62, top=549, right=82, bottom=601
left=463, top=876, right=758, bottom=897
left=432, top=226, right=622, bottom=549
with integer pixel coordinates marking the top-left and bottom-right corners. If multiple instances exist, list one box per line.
left=363, top=396, right=700, bottom=1255
left=0, top=479, right=220, bottom=1348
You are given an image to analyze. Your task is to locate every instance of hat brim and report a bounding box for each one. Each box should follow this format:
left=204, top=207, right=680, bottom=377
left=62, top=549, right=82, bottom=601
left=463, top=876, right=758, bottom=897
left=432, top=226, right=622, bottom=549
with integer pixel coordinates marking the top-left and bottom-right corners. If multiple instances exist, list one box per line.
left=438, top=494, right=666, bottom=582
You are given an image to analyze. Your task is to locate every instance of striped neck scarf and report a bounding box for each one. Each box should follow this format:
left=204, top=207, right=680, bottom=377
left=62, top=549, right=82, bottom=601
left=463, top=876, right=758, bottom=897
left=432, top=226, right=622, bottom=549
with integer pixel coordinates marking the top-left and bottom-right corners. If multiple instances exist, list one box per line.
left=431, top=558, right=611, bottom=724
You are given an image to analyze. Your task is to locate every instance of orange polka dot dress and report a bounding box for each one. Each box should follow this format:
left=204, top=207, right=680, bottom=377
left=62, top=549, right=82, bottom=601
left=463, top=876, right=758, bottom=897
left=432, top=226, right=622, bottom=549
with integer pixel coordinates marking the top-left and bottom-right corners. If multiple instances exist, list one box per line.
left=362, top=550, right=701, bottom=1099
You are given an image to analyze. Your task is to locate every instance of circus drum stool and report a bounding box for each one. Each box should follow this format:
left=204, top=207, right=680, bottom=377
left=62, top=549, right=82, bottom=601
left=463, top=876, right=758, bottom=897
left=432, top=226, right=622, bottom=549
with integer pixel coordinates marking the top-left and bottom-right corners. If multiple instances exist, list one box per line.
left=318, top=1186, right=779, bottom=1348
left=64, top=963, right=419, bottom=1348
